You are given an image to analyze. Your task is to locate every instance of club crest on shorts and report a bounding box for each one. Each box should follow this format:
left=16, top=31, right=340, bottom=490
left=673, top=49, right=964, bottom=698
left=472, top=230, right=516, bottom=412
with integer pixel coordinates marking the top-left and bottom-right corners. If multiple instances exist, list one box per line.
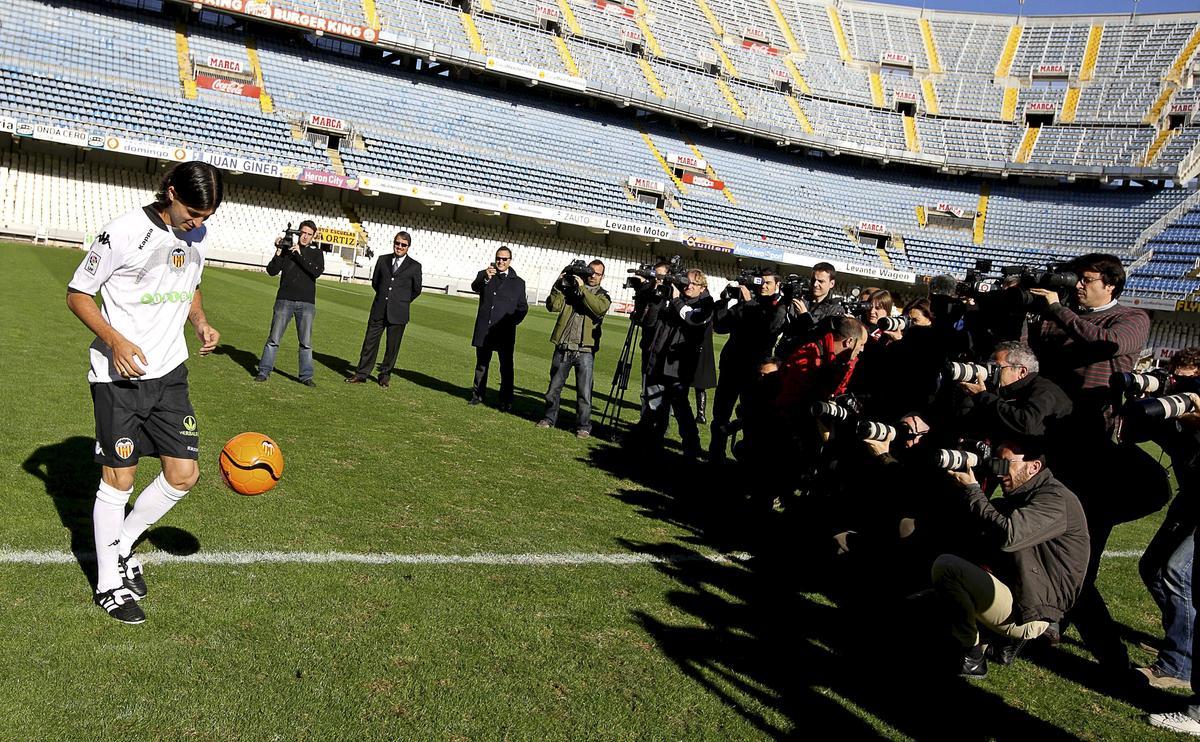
left=114, top=437, right=135, bottom=460
left=169, top=248, right=187, bottom=271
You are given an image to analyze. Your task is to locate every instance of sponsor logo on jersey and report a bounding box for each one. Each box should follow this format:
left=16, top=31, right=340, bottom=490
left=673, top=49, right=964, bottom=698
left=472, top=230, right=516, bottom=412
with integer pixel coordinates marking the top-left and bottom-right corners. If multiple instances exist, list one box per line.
left=114, top=437, right=135, bottom=460
left=139, top=290, right=195, bottom=305
left=84, top=252, right=101, bottom=275
left=136, top=229, right=153, bottom=251
left=181, top=415, right=199, bottom=437
left=96, top=232, right=111, bottom=247
left=187, top=446, right=199, bottom=453
left=170, top=248, right=187, bottom=271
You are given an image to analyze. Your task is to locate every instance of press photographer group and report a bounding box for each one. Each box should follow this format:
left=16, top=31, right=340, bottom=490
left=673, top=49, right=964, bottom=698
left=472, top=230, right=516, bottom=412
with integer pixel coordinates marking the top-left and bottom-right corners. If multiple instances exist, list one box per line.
left=608, top=250, right=1200, bottom=686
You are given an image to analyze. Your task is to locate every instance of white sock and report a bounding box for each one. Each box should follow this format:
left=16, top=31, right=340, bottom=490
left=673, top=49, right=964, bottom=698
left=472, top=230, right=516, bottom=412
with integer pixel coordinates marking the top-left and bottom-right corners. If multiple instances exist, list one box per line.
left=118, top=473, right=188, bottom=558
left=94, top=481, right=132, bottom=593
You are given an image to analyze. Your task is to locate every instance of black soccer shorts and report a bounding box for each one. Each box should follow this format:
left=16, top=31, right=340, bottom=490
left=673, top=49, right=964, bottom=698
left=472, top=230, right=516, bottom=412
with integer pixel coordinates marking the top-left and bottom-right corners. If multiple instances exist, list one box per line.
left=91, top=364, right=200, bottom=467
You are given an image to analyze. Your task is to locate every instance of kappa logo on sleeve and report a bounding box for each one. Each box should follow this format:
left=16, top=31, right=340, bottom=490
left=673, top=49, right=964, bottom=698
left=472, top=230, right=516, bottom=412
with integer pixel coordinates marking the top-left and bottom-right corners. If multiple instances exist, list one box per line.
left=95, top=232, right=110, bottom=247
left=84, top=252, right=101, bottom=275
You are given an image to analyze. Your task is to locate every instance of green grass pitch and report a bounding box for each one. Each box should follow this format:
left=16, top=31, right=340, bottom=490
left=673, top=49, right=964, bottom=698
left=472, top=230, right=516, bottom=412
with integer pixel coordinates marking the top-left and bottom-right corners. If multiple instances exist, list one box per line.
left=0, top=241, right=1187, bottom=739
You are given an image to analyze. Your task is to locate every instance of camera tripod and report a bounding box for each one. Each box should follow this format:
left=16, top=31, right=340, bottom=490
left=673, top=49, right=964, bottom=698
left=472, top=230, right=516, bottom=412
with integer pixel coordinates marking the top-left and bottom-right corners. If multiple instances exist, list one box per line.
left=599, top=315, right=641, bottom=431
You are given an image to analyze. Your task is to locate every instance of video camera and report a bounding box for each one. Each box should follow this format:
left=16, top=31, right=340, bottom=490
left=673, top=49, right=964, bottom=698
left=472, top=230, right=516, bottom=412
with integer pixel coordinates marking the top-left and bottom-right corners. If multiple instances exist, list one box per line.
left=780, top=273, right=810, bottom=302
left=953, top=258, right=1078, bottom=307
left=279, top=222, right=304, bottom=250
left=625, top=255, right=690, bottom=295
left=560, top=259, right=596, bottom=290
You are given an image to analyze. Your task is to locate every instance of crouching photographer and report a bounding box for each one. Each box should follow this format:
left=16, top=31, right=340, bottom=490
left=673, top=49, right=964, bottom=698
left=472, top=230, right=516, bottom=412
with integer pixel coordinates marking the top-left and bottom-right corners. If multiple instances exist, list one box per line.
left=625, top=268, right=714, bottom=457
left=954, top=341, right=1073, bottom=443
left=537, top=260, right=611, bottom=438
left=932, top=440, right=1090, bottom=678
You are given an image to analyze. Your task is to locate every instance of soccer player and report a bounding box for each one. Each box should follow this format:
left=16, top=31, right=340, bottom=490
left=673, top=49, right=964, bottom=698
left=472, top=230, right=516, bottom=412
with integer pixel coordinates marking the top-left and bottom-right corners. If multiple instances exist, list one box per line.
left=66, top=162, right=224, bottom=624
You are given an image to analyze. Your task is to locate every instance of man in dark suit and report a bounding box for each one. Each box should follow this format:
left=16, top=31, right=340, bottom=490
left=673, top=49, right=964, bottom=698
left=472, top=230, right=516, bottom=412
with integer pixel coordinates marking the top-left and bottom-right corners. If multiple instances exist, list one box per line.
left=346, top=231, right=422, bottom=388
left=470, top=246, right=527, bottom=410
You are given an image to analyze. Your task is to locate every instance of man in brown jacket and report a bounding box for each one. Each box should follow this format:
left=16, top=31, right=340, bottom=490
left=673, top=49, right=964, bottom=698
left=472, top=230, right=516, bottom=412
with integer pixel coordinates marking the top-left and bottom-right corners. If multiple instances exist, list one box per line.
left=932, top=440, right=1090, bottom=678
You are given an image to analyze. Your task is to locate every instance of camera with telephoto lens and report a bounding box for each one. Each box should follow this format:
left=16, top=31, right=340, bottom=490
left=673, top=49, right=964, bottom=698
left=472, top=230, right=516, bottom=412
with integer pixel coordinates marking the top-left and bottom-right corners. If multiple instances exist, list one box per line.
left=812, top=393, right=866, bottom=422
left=876, top=315, right=911, bottom=333
left=1120, top=374, right=1200, bottom=420
left=1000, top=262, right=1080, bottom=307
left=936, top=440, right=993, bottom=471
left=278, top=222, right=303, bottom=250
left=560, top=259, right=595, bottom=291
left=1111, top=369, right=1170, bottom=397
left=954, top=259, right=1002, bottom=298
left=1125, top=394, right=1198, bottom=421
left=945, top=361, right=1000, bottom=387
left=858, top=420, right=899, bottom=442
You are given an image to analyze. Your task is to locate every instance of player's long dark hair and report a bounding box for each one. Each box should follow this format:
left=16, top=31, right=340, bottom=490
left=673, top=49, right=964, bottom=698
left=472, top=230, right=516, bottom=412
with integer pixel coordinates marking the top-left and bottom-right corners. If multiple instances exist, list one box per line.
left=154, top=162, right=224, bottom=212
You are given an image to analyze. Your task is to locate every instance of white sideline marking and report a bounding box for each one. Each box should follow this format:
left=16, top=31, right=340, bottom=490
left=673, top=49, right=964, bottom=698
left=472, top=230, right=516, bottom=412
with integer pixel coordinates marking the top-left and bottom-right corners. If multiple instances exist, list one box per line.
left=0, top=549, right=752, bottom=566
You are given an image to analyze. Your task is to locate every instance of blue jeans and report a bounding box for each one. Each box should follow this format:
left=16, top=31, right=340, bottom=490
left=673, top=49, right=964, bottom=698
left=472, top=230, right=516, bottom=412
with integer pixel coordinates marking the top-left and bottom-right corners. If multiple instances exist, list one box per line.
left=1141, top=520, right=1195, bottom=681
left=258, top=300, right=315, bottom=381
left=542, top=348, right=595, bottom=432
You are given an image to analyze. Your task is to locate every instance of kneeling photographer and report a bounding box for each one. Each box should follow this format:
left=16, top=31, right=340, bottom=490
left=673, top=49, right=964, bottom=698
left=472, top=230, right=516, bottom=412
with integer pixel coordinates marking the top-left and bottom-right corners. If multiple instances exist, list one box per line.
left=954, top=341, right=1073, bottom=443
left=708, top=268, right=788, bottom=462
left=625, top=267, right=714, bottom=457
left=932, top=440, right=1090, bottom=677
left=537, top=260, right=611, bottom=438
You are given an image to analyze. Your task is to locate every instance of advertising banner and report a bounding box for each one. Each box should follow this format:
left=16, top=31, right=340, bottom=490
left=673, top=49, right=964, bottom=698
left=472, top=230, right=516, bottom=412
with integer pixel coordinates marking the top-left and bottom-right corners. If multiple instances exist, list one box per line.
left=33, top=124, right=88, bottom=147
left=684, top=235, right=735, bottom=254
left=299, top=169, right=359, bottom=190
left=195, top=74, right=261, bottom=98
left=197, top=150, right=291, bottom=178
left=317, top=227, right=358, bottom=246
left=191, top=1, right=379, bottom=42
left=681, top=172, right=724, bottom=190
left=307, top=113, right=349, bottom=133
left=204, top=55, right=246, bottom=75
left=485, top=57, right=588, bottom=92
left=104, top=136, right=189, bottom=161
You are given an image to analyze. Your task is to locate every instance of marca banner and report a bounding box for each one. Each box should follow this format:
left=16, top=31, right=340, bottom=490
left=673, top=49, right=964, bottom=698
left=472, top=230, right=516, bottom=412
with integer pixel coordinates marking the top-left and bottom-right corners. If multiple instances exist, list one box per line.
left=1026, top=101, right=1057, bottom=112
left=627, top=176, right=666, bottom=193
left=1034, top=64, right=1068, bottom=75
left=204, top=55, right=246, bottom=75
left=534, top=3, right=559, bottom=20
left=684, top=235, right=735, bottom=254
left=681, top=172, right=725, bottom=190
left=104, top=136, right=189, bottom=161
left=317, top=227, right=358, bottom=246
left=192, top=1, right=379, bottom=43
left=666, top=153, right=706, bottom=171
left=931, top=202, right=966, bottom=218
left=485, top=57, right=587, bottom=92
left=742, top=26, right=769, bottom=43
left=595, top=0, right=635, bottom=17
left=195, top=74, right=261, bottom=98
left=197, top=150, right=290, bottom=178
left=881, top=52, right=911, bottom=66
left=33, top=123, right=88, bottom=147
left=894, top=90, right=919, bottom=104
left=1159, top=347, right=1180, bottom=360
left=307, top=113, right=348, bottom=133
left=1171, top=103, right=1197, bottom=114
left=299, top=169, right=358, bottom=190
left=858, top=220, right=888, bottom=235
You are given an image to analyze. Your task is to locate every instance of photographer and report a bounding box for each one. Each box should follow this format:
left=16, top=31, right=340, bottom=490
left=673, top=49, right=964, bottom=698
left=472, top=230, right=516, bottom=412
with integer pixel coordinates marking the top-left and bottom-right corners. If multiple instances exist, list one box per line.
left=708, top=270, right=788, bottom=462
left=626, top=269, right=714, bottom=457
left=933, top=441, right=1090, bottom=677
left=536, top=260, right=611, bottom=438
left=776, top=315, right=868, bottom=415
left=1027, top=253, right=1164, bottom=672
left=254, top=220, right=325, bottom=386
left=955, top=341, right=1073, bottom=442
left=629, top=261, right=671, bottom=411
left=1130, top=351, right=1200, bottom=690
left=778, top=262, right=844, bottom=357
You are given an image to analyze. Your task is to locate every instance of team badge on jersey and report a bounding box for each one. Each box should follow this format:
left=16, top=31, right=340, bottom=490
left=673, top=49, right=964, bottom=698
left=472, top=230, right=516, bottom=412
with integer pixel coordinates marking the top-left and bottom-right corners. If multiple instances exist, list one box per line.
left=169, top=247, right=187, bottom=271
left=114, top=437, right=135, bottom=460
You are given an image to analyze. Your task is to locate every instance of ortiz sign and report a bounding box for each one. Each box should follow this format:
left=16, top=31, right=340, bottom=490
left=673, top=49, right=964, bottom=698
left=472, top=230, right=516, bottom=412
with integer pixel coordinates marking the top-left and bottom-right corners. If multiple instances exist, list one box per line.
left=195, top=74, right=261, bottom=98
left=317, top=227, right=358, bottom=246
left=191, top=1, right=379, bottom=43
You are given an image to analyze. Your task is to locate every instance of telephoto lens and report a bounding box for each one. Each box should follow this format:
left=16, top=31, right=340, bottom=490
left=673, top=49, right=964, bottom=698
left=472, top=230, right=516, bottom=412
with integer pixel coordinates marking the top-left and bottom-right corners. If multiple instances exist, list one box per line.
left=1110, top=370, right=1166, bottom=396
left=936, top=449, right=980, bottom=471
left=1126, top=393, right=1196, bottom=421
left=876, top=315, right=911, bottom=333
left=812, top=401, right=850, bottom=421
left=857, top=420, right=897, bottom=441
left=946, top=361, right=988, bottom=383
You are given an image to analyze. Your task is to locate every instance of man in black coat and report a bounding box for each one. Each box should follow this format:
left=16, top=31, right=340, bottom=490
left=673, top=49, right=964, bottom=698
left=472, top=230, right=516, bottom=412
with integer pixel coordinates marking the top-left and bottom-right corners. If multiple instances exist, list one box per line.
left=955, top=340, right=1073, bottom=443
left=346, top=231, right=422, bottom=388
left=470, top=246, right=528, bottom=410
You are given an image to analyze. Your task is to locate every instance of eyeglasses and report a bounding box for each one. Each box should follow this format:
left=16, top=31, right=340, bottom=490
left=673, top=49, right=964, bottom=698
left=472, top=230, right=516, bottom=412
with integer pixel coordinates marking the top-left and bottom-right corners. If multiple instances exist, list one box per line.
left=687, top=282, right=704, bottom=288
left=394, top=241, right=409, bottom=247
left=1078, top=275, right=1104, bottom=285
left=495, top=256, right=511, bottom=262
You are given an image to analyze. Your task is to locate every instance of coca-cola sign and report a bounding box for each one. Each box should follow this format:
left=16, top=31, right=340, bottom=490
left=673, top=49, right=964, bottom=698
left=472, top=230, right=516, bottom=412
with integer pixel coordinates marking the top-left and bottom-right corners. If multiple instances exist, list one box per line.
left=195, top=73, right=262, bottom=98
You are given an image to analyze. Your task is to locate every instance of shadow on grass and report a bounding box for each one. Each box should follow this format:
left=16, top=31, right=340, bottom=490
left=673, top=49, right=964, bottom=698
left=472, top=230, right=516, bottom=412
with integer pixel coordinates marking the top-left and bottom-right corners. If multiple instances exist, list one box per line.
left=212, top=343, right=262, bottom=378
left=313, top=350, right=356, bottom=379
left=586, top=442, right=1081, bottom=740
left=23, top=437, right=202, bottom=592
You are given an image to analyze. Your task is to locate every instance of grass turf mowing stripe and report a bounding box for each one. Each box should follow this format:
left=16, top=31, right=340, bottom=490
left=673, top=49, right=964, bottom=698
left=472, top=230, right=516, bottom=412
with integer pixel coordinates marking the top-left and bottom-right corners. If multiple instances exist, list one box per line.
left=0, top=549, right=753, bottom=565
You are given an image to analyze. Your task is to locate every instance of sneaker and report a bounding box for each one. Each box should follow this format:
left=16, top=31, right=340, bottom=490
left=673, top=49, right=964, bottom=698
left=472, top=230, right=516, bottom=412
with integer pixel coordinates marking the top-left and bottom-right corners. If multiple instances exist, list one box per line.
left=468, top=396, right=482, bottom=406
left=94, top=587, right=145, bottom=624
left=576, top=430, right=591, bottom=439
left=536, top=419, right=553, bottom=429
left=253, top=374, right=268, bottom=382
left=118, top=553, right=146, bottom=599
left=301, top=379, right=317, bottom=387
left=1136, top=665, right=1192, bottom=690
left=1149, top=712, right=1200, bottom=736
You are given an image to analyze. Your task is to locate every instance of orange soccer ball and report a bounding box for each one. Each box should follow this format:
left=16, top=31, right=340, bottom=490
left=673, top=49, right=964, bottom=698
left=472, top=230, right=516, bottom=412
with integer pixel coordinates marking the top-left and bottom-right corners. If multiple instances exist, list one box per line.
left=219, top=432, right=284, bottom=495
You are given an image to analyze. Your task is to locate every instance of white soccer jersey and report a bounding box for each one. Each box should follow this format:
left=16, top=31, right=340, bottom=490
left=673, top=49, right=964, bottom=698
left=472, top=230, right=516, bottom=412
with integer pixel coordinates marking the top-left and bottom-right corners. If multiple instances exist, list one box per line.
left=68, top=206, right=208, bottom=383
